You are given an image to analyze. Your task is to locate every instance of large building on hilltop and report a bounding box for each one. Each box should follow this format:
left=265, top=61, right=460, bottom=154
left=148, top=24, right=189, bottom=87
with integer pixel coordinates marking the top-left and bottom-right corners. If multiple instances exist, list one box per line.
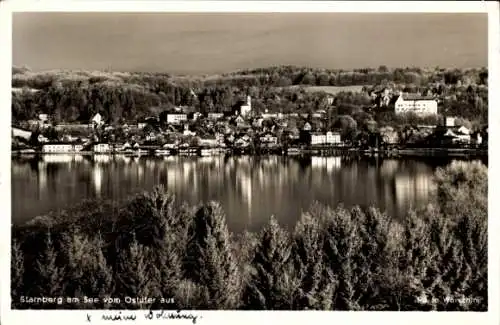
left=394, top=92, right=438, bottom=116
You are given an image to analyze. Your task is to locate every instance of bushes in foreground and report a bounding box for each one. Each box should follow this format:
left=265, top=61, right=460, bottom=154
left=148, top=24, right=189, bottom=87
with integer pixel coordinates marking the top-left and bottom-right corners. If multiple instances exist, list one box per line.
left=11, top=163, right=487, bottom=311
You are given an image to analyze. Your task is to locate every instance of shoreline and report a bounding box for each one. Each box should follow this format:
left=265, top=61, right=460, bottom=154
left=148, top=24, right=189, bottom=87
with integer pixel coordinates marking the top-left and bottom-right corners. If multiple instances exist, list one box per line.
left=11, top=147, right=488, bottom=158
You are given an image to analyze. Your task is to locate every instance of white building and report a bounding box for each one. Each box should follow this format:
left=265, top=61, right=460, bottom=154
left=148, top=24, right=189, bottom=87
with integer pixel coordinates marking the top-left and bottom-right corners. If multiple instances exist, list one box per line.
left=326, top=131, right=341, bottom=144
left=261, top=109, right=283, bottom=120
left=38, top=114, right=49, bottom=127
left=311, top=133, right=327, bottom=145
left=444, top=127, right=471, bottom=144
left=476, top=133, right=482, bottom=145
left=199, top=138, right=218, bottom=147
left=38, top=134, right=49, bottom=143
left=91, top=113, right=104, bottom=127
left=93, top=143, right=111, bottom=153
left=394, top=93, right=438, bottom=116
left=192, top=112, right=203, bottom=121
left=208, top=112, right=224, bottom=120
left=215, top=133, right=225, bottom=146
left=12, top=127, right=32, bottom=141
left=260, top=133, right=278, bottom=145
left=167, top=113, right=188, bottom=125
left=311, top=132, right=341, bottom=146
left=312, top=110, right=327, bottom=119
left=240, top=96, right=252, bottom=117
left=41, top=143, right=74, bottom=153
left=457, top=125, right=471, bottom=136
left=445, top=117, right=456, bottom=127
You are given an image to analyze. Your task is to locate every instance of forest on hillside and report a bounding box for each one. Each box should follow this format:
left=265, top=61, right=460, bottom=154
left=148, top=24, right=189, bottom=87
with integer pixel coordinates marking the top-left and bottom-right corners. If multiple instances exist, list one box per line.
left=11, top=65, right=488, bottom=125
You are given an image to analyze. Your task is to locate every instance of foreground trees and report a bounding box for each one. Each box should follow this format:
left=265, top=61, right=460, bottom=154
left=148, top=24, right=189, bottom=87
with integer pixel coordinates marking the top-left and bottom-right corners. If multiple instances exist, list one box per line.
left=11, top=162, right=487, bottom=311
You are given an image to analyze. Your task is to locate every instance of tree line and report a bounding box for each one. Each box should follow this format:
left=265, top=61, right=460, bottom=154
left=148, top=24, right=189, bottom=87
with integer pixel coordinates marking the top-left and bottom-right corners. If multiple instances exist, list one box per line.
left=227, top=65, right=488, bottom=87
left=11, top=66, right=488, bottom=126
left=11, top=161, right=487, bottom=311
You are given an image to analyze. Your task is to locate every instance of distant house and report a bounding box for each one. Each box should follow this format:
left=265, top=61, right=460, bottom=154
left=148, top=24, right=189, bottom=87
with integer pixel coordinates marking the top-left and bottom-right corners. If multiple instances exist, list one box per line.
left=260, top=133, right=278, bottom=145
left=189, top=112, right=203, bottom=121
left=38, top=114, right=50, bottom=128
left=199, top=137, right=218, bottom=148
left=380, top=88, right=392, bottom=107
left=253, top=118, right=264, bottom=128
left=311, top=133, right=327, bottom=146
left=121, top=142, right=132, bottom=150
left=167, top=113, right=188, bottom=125
left=476, top=132, right=483, bottom=146
left=456, top=126, right=471, bottom=144
left=146, top=132, right=157, bottom=141
left=234, top=115, right=245, bottom=127
left=443, top=126, right=471, bottom=144
left=163, top=140, right=179, bottom=149
left=326, top=131, right=341, bottom=145
left=12, top=127, right=32, bottom=141
left=234, top=137, right=250, bottom=148
left=215, top=133, right=226, bottom=147
left=41, top=143, right=74, bottom=153
left=309, top=131, right=341, bottom=146
left=380, top=127, right=399, bottom=145
left=469, top=131, right=483, bottom=146
left=183, top=129, right=196, bottom=136
left=370, top=87, right=392, bottom=107
left=312, top=110, right=327, bottom=119
left=208, top=112, right=224, bottom=120
left=262, top=112, right=279, bottom=119
left=445, top=116, right=456, bottom=127
left=457, top=125, right=471, bottom=136
left=93, top=143, right=111, bottom=153
left=91, top=113, right=105, bottom=127
left=240, top=96, right=252, bottom=117
left=394, top=93, right=438, bottom=116
left=138, top=122, right=147, bottom=129
left=37, top=134, right=49, bottom=143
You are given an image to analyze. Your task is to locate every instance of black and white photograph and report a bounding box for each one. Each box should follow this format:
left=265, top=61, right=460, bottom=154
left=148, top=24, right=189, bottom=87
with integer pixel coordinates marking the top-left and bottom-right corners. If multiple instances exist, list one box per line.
left=2, top=1, right=498, bottom=323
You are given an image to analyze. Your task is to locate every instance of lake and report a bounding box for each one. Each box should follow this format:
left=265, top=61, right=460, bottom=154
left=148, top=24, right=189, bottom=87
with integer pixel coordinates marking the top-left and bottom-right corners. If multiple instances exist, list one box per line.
left=11, top=154, right=487, bottom=233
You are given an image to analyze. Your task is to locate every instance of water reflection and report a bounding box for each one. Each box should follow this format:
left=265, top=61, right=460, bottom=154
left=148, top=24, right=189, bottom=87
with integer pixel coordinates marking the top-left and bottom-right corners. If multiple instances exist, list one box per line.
left=11, top=155, right=487, bottom=233
left=93, top=164, right=103, bottom=197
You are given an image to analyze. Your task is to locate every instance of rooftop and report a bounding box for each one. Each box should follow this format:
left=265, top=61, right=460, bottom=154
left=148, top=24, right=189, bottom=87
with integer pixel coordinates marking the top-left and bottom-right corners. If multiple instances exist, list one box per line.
left=400, top=93, right=436, bottom=101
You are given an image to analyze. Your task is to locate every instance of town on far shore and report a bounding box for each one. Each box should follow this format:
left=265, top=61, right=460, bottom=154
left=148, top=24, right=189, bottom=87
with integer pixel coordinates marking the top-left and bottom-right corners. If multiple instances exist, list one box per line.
left=12, top=87, right=488, bottom=158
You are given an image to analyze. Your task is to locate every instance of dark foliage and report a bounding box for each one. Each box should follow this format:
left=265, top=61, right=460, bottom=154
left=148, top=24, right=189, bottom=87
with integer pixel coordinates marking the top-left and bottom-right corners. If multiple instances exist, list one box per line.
left=12, top=66, right=488, bottom=127
left=11, top=163, right=487, bottom=311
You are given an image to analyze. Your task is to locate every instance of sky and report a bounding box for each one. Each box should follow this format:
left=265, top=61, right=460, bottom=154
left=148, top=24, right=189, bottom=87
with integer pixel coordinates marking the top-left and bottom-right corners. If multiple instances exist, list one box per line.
left=12, top=12, right=488, bottom=75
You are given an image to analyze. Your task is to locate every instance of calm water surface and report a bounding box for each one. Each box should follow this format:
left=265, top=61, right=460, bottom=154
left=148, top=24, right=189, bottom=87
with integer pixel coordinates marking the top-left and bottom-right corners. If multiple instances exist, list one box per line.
left=11, top=154, right=487, bottom=233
